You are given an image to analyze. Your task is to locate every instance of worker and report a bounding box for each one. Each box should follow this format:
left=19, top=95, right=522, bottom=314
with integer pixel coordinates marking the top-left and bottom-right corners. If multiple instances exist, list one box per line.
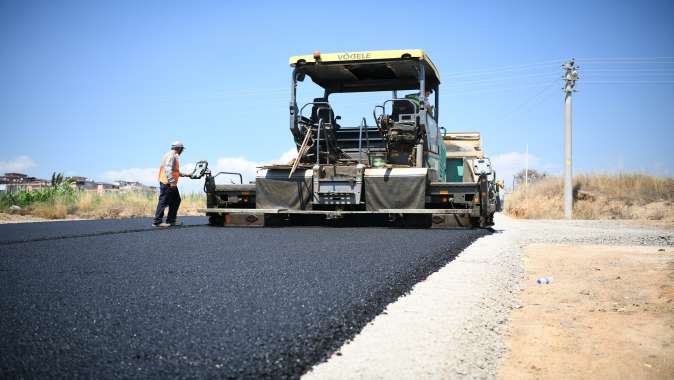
left=153, top=141, right=191, bottom=227
left=404, top=88, right=434, bottom=114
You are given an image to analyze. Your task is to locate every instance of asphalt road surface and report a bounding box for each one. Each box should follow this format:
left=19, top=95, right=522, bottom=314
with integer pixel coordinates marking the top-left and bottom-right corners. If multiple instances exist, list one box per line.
left=0, top=218, right=488, bottom=379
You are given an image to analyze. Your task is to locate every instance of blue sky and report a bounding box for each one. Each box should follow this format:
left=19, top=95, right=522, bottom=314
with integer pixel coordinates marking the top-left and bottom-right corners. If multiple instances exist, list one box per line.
left=1, top=0, right=672, bottom=192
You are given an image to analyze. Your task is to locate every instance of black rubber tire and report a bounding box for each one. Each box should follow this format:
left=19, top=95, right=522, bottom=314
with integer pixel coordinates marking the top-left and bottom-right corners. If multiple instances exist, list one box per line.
left=208, top=215, right=224, bottom=226
left=470, top=217, right=484, bottom=228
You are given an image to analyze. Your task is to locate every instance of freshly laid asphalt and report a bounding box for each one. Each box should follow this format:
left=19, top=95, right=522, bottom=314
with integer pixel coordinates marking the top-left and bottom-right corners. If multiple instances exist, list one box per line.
left=0, top=219, right=488, bottom=379
left=0, top=217, right=206, bottom=245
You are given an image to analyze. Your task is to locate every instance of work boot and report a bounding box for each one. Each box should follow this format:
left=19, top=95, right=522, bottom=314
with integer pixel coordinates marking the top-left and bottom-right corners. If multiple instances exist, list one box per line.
left=153, top=222, right=170, bottom=228
left=168, top=221, right=183, bottom=226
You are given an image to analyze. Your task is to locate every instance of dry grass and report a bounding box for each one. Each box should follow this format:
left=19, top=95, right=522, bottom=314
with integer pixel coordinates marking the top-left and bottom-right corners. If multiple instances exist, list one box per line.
left=25, top=191, right=205, bottom=220
left=505, top=173, right=674, bottom=223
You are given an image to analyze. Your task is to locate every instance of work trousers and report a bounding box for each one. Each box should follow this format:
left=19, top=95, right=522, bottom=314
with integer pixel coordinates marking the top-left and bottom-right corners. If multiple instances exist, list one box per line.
left=154, top=182, right=181, bottom=224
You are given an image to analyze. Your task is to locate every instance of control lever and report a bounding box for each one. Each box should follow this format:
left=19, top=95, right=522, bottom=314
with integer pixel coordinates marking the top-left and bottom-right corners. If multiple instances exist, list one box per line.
left=188, top=160, right=210, bottom=179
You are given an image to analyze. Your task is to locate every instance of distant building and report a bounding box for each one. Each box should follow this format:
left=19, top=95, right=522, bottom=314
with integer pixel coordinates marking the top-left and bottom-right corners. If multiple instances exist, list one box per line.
left=114, top=180, right=157, bottom=193
left=0, top=172, right=157, bottom=194
left=97, top=182, right=117, bottom=190
left=26, top=179, right=51, bottom=191
left=0, top=173, right=50, bottom=193
left=67, top=176, right=94, bottom=190
left=1, top=173, right=33, bottom=183
left=67, top=176, right=120, bottom=192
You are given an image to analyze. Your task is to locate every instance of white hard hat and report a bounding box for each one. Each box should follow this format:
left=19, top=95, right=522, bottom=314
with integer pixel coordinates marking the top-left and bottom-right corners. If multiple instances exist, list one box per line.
left=171, top=141, right=185, bottom=149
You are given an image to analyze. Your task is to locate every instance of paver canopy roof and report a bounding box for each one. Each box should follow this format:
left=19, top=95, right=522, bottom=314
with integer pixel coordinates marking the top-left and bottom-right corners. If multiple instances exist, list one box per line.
left=289, top=49, right=440, bottom=93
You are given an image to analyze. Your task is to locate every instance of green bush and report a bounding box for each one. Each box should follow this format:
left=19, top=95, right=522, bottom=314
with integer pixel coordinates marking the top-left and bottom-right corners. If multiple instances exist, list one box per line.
left=0, top=192, right=14, bottom=209
left=0, top=172, right=78, bottom=210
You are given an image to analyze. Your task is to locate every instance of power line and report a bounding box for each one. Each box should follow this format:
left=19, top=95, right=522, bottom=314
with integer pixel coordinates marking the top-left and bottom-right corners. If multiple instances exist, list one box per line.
left=581, top=68, right=674, bottom=72
left=443, top=57, right=674, bottom=83
left=579, top=61, right=674, bottom=65
left=496, top=79, right=559, bottom=123
left=579, top=56, right=674, bottom=61
left=449, top=71, right=559, bottom=86
left=444, top=57, right=673, bottom=76
left=443, top=59, right=563, bottom=78
left=583, top=81, right=674, bottom=84
left=444, top=81, right=562, bottom=96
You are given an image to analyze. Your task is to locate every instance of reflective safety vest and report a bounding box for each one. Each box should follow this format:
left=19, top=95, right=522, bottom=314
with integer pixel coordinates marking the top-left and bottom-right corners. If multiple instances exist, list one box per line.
left=158, top=150, right=180, bottom=185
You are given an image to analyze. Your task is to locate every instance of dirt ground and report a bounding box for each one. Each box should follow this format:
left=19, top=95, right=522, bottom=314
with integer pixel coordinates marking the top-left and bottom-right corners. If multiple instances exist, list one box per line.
left=499, top=244, right=674, bottom=380
left=0, top=212, right=51, bottom=224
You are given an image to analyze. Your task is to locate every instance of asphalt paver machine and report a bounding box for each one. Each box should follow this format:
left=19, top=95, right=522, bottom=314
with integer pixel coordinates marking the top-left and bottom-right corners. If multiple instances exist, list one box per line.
left=195, top=50, right=499, bottom=228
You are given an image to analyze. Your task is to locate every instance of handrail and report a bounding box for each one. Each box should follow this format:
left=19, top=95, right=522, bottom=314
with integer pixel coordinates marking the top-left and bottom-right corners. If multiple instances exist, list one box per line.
left=358, top=118, right=365, bottom=164
left=213, top=171, right=243, bottom=184
left=357, top=117, right=373, bottom=165
left=373, top=98, right=418, bottom=130
left=373, top=104, right=385, bottom=122
left=373, top=104, right=385, bottom=134
left=299, top=102, right=334, bottom=127
left=365, top=117, right=371, bottom=160
left=325, top=119, right=330, bottom=165
left=381, top=98, right=418, bottom=124
left=316, top=119, right=324, bottom=165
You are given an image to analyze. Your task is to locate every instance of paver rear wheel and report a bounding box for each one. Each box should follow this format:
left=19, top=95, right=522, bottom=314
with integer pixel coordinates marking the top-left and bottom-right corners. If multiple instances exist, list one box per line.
left=470, top=216, right=487, bottom=228
left=208, top=215, right=224, bottom=226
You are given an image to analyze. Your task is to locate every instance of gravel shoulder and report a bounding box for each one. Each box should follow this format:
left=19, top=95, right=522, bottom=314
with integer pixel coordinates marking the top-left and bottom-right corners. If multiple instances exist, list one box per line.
left=303, top=214, right=674, bottom=380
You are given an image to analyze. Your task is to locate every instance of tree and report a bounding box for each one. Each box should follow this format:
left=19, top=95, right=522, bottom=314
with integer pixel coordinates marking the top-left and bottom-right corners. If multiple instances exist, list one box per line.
left=50, top=172, right=74, bottom=188
left=514, top=169, right=546, bottom=187
left=51, top=172, right=64, bottom=187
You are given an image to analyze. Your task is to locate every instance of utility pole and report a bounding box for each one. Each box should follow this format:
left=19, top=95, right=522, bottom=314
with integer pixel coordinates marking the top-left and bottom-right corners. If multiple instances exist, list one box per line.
left=562, top=59, right=579, bottom=219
